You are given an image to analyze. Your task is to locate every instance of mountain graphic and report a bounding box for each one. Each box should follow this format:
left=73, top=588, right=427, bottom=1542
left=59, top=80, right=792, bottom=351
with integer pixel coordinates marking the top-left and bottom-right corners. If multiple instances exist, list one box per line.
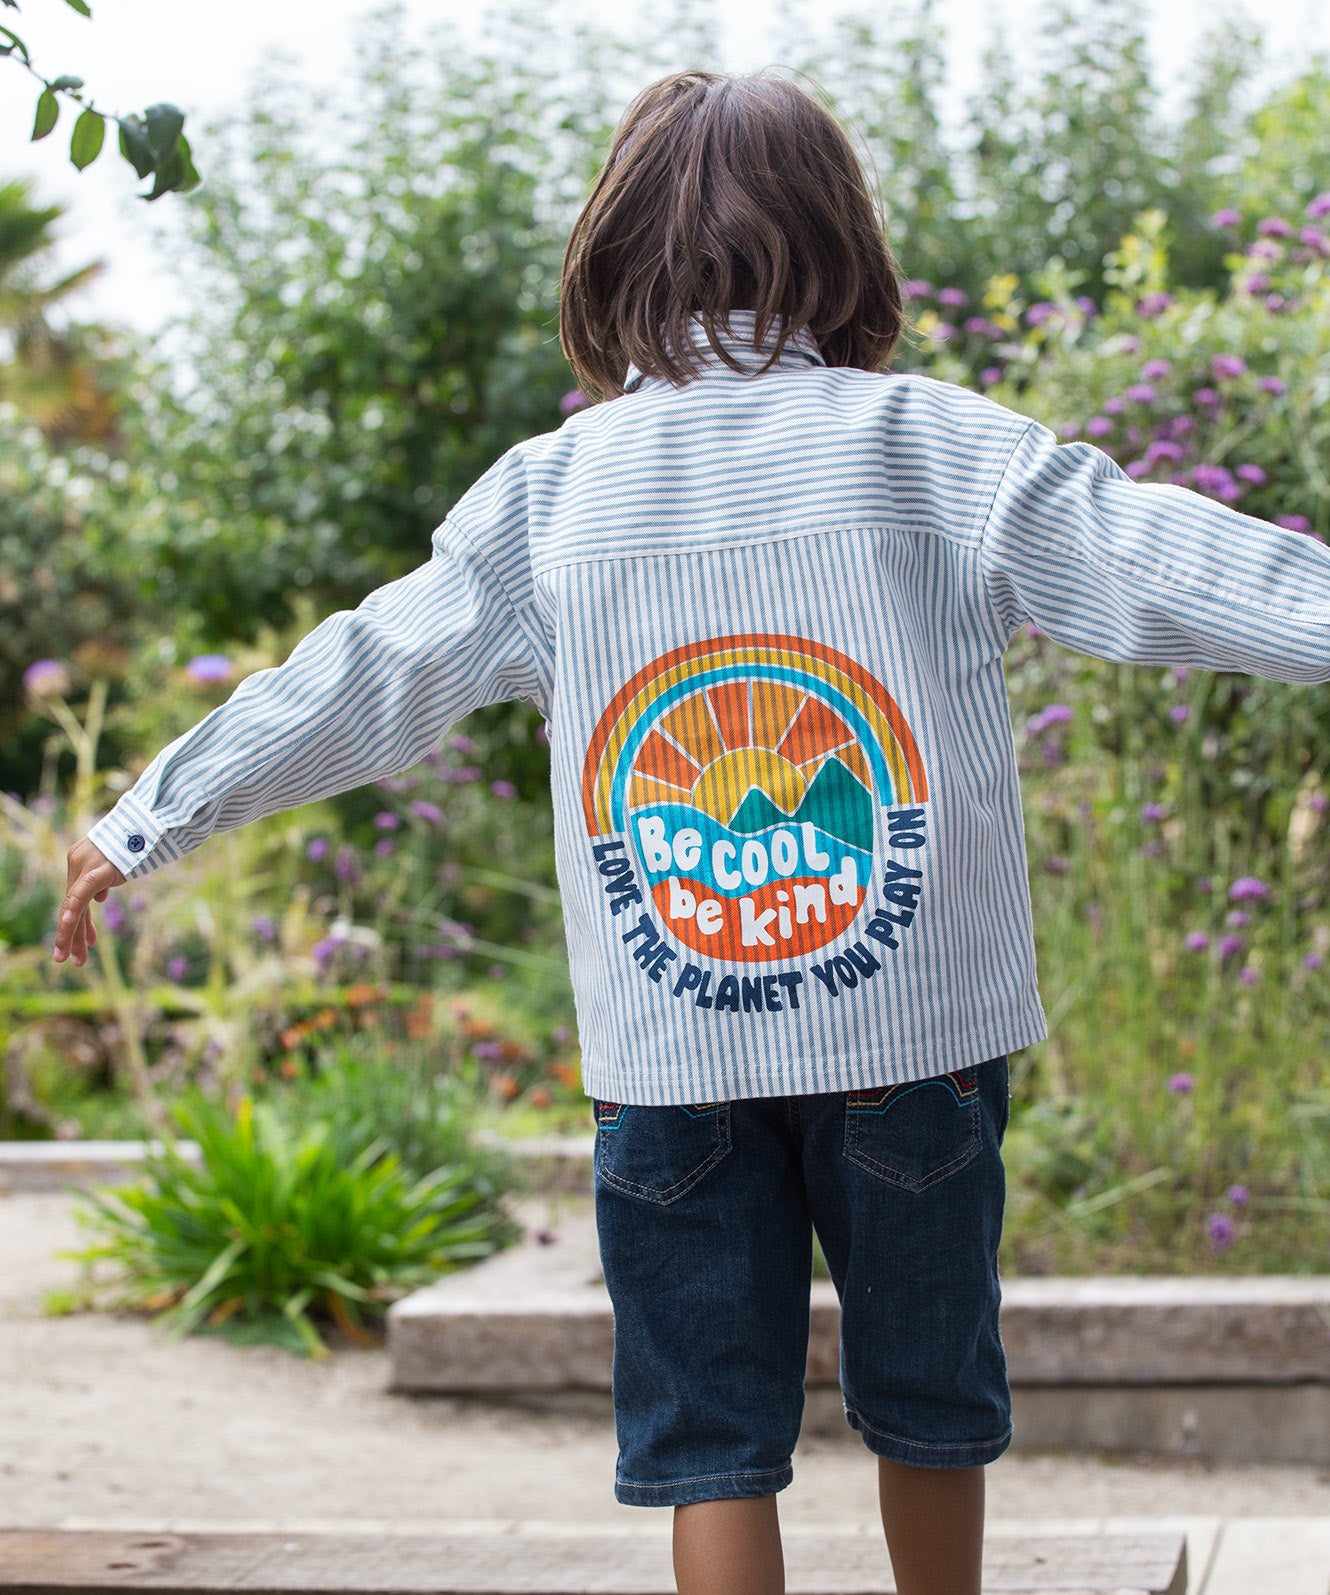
left=729, top=757, right=874, bottom=853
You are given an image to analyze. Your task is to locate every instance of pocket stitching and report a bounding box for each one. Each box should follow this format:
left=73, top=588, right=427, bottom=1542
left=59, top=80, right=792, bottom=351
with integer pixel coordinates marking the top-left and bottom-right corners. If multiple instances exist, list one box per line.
left=844, top=1080, right=983, bottom=1193
left=596, top=1103, right=733, bottom=1205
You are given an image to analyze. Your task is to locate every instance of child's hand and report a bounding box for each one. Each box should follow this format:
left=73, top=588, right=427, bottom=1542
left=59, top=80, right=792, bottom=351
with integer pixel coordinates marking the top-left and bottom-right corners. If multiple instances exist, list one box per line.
left=54, top=839, right=127, bottom=967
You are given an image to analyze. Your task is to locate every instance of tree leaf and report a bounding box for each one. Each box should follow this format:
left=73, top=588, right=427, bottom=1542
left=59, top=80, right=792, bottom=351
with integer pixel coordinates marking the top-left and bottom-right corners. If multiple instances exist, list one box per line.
left=70, top=107, right=105, bottom=170
left=62, top=0, right=93, bottom=14
left=31, top=88, right=59, bottom=142
left=51, top=74, right=85, bottom=92
left=0, top=23, right=30, bottom=60
left=143, top=102, right=185, bottom=162
left=118, top=115, right=156, bottom=178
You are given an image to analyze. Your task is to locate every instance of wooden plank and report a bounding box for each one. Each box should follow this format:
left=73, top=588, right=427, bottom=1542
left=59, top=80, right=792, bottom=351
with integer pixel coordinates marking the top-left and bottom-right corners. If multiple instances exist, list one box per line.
left=0, top=1527, right=1187, bottom=1595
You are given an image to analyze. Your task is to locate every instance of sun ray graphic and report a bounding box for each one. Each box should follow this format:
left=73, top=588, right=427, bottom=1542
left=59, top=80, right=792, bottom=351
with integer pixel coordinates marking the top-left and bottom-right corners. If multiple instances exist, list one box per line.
left=628, top=681, right=866, bottom=822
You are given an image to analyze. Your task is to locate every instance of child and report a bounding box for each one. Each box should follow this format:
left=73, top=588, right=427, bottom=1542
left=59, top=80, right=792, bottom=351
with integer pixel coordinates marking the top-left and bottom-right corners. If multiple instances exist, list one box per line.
left=53, top=68, right=1330, bottom=1595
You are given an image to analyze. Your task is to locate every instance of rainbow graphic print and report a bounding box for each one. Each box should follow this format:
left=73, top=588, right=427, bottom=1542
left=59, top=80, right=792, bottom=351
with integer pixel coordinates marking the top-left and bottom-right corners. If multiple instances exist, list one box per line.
left=581, top=634, right=929, bottom=963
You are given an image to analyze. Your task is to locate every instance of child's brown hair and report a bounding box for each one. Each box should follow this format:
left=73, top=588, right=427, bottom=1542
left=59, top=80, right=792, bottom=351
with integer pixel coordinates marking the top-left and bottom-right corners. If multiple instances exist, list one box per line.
left=560, top=69, right=906, bottom=402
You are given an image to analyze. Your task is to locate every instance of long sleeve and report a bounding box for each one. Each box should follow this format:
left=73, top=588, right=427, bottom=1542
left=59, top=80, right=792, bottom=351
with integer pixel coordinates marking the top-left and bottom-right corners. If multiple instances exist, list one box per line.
left=86, top=515, right=544, bottom=881
left=979, top=418, right=1330, bottom=684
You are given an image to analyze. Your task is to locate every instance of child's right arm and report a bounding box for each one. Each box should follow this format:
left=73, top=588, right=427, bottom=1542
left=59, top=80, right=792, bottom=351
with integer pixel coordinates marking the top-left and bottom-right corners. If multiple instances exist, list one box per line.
left=980, top=418, right=1330, bottom=684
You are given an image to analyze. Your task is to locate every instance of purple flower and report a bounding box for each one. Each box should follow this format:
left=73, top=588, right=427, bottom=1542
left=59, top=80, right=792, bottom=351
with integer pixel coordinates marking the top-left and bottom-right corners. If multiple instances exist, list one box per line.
left=1192, top=387, right=1220, bottom=407
left=490, top=779, right=518, bottom=799
left=1308, top=193, right=1330, bottom=220
left=937, top=286, right=968, bottom=308
left=1170, top=704, right=1190, bottom=723
left=929, top=322, right=956, bottom=341
left=559, top=390, right=590, bottom=415
left=1137, top=292, right=1174, bottom=317
left=473, top=1041, right=504, bottom=1062
left=1126, top=383, right=1156, bottom=404
left=1310, top=793, right=1328, bottom=813
left=334, top=845, right=361, bottom=884
left=1043, top=856, right=1070, bottom=875
left=101, top=898, right=126, bottom=932
left=1212, top=354, right=1247, bottom=380
left=979, top=367, right=1002, bottom=386
left=1086, top=416, right=1113, bottom=438
left=1226, top=1184, right=1249, bottom=1206
left=1168, top=1072, right=1193, bottom=1094
left=1126, top=460, right=1151, bottom=479
left=186, top=654, right=233, bottom=684
left=1243, top=273, right=1271, bottom=295
left=312, top=933, right=347, bottom=970
left=1059, top=421, right=1080, bottom=440
left=374, top=838, right=394, bottom=857
left=167, top=955, right=188, bottom=981
left=1276, top=514, right=1313, bottom=534
left=1140, top=802, right=1167, bottom=822
left=1264, top=294, right=1287, bottom=313
left=251, top=915, right=278, bottom=942
left=1226, top=909, right=1250, bottom=928
left=22, top=658, right=72, bottom=699
left=1146, top=441, right=1185, bottom=464
left=1169, top=414, right=1195, bottom=437
left=1075, top=296, right=1098, bottom=317
left=1140, top=839, right=1166, bottom=858
left=373, top=811, right=401, bottom=831
left=306, top=837, right=329, bottom=862
left=1238, top=965, right=1260, bottom=986
left=1218, top=933, right=1245, bottom=960
left=535, top=721, right=550, bottom=747
left=901, top=279, right=933, bottom=298
left=1248, top=238, right=1283, bottom=260
left=1142, top=359, right=1172, bottom=380
left=1207, top=1212, right=1236, bottom=1249
left=1026, top=301, right=1058, bottom=325
left=1194, top=462, right=1237, bottom=497
left=408, top=799, right=445, bottom=825
left=1209, top=208, right=1241, bottom=228
left=1183, top=931, right=1209, bottom=952
left=1195, top=876, right=1213, bottom=893
left=1027, top=624, right=1042, bottom=638
left=1228, top=876, right=1269, bottom=901
left=1258, top=376, right=1287, bottom=396
left=1027, top=703, right=1072, bottom=736
left=1303, top=952, right=1323, bottom=970
left=449, top=733, right=476, bottom=756
left=963, top=315, right=991, bottom=335
left=1235, top=463, right=1267, bottom=485
left=1256, top=216, right=1293, bottom=238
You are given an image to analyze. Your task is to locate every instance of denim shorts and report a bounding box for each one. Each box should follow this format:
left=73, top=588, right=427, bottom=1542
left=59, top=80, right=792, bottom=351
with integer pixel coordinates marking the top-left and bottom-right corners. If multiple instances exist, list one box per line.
left=591, top=1055, right=1012, bottom=1507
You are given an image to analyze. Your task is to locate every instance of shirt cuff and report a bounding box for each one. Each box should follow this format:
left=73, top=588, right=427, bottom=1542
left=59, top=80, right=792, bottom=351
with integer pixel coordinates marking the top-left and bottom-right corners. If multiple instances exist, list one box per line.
left=85, top=790, right=186, bottom=880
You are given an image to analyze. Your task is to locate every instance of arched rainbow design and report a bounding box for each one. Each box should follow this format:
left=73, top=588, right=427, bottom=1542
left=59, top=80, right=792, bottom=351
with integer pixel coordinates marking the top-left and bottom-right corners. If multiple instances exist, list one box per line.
left=582, top=634, right=928, bottom=837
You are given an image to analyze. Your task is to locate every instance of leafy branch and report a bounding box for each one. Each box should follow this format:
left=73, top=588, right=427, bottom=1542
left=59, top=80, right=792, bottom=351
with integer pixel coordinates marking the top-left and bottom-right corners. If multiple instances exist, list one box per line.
left=0, top=0, right=201, bottom=199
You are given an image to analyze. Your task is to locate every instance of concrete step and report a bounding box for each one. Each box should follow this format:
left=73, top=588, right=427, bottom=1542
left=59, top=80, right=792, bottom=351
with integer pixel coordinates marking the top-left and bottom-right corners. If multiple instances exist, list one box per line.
left=388, top=1197, right=1330, bottom=1466
left=0, top=1524, right=1189, bottom=1594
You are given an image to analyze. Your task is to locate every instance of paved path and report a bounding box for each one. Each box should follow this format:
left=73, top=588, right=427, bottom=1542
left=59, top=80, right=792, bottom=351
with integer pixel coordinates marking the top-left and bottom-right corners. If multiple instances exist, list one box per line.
left=2, top=1190, right=1327, bottom=1592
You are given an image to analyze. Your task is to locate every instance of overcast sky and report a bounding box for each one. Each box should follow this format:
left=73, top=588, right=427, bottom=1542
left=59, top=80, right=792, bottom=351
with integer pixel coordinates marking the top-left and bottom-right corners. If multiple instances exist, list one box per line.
left=2, top=0, right=1326, bottom=341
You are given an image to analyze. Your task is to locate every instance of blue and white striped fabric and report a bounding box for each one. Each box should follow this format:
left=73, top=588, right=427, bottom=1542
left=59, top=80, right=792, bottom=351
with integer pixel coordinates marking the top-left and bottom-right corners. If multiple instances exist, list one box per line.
left=88, top=309, right=1330, bottom=1104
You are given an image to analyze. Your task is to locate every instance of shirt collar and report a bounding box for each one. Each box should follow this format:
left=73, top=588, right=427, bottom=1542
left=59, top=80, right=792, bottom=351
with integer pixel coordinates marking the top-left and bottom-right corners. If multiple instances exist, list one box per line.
left=623, top=309, right=825, bottom=393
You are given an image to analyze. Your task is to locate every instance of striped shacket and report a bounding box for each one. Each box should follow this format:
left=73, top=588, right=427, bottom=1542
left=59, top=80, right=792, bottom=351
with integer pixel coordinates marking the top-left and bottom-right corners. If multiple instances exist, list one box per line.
left=88, top=310, right=1330, bottom=1104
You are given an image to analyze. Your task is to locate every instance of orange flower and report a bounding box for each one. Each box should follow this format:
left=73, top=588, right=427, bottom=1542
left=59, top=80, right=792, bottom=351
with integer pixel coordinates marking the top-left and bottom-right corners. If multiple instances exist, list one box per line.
left=529, top=1087, right=553, bottom=1108
left=552, top=1061, right=580, bottom=1089
left=278, top=1057, right=301, bottom=1079
left=492, top=1072, right=521, bottom=1099
left=278, top=1024, right=306, bottom=1049
left=345, top=982, right=381, bottom=1008
left=405, top=992, right=434, bottom=1040
left=313, top=1007, right=339, bottom=1030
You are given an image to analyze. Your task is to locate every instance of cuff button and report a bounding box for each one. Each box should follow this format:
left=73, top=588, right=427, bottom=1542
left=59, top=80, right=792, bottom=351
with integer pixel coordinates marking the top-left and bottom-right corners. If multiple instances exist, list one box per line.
left=127, top=834, right=146, bottom=853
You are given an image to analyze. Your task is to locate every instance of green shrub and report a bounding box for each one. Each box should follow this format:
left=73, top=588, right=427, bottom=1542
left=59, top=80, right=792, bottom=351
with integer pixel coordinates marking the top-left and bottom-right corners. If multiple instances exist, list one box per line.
left=56, top=1087, right=521, bottom=1356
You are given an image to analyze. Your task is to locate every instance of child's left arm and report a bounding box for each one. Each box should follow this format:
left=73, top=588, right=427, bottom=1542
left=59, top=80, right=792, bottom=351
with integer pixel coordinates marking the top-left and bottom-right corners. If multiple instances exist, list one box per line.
left=53, top=512, right=541, bottom=965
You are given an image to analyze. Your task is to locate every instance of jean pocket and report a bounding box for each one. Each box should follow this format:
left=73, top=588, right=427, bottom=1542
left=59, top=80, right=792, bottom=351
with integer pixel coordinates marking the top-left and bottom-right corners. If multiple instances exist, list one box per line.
left=843, top=1064, right=984, bottom=1193
left=593, top=1098, right=732, bottom=1206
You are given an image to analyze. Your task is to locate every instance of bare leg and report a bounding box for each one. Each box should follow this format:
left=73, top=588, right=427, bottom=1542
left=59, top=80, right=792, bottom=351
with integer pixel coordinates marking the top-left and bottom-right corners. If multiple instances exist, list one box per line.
left=672, top=1495, right=785, bottom=1595
left=877, top=1458, right=985, bottom=1595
